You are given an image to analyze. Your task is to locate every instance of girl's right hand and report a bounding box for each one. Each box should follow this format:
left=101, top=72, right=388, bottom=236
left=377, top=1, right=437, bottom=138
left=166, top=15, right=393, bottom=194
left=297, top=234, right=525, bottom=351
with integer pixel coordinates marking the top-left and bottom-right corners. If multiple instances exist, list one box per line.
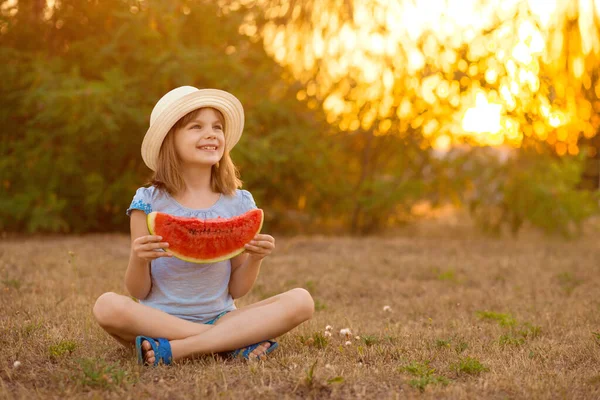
left=132, top=235, right=172, bottom=261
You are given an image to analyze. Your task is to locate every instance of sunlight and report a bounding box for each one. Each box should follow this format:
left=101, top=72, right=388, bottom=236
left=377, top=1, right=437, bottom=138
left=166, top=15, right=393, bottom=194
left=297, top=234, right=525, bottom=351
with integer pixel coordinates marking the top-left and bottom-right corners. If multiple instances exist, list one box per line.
left=462, top=93, right=503, bottom=135
left=230, top=0, right=600, bottom=154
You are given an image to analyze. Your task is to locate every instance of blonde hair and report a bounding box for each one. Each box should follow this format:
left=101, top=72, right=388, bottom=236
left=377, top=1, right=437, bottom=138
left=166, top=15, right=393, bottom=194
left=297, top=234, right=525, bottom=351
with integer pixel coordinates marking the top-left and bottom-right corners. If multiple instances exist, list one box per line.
left=150, top=108, right=242, bottom=196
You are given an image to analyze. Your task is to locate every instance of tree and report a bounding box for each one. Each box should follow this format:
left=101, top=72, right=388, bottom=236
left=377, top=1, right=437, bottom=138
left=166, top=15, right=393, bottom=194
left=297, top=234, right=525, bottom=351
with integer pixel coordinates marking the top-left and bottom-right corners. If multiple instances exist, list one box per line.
left=0, top=0, right=348, bottom=233
left=228, top=0, right=600, bottom=232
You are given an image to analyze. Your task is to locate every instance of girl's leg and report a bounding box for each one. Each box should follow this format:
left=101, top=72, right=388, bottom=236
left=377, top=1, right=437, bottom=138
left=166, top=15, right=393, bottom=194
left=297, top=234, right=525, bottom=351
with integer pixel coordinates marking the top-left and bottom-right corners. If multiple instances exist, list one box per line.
left=168, top=288, right=314, bottom=361
left=93, top=292, right=276, bottom=362
left=140, top=291, right=290, bottom=363
left=92, top=292, right=211, bottom=343
left=94, top=288, right=314, bottom=363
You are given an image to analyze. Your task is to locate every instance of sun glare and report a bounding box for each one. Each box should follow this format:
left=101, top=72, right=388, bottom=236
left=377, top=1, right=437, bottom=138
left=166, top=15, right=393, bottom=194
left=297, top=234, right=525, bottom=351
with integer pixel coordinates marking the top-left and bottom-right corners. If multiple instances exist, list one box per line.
left=462, top=93, right=503, bottom=135
left=227, top=0, right=600, bottom=154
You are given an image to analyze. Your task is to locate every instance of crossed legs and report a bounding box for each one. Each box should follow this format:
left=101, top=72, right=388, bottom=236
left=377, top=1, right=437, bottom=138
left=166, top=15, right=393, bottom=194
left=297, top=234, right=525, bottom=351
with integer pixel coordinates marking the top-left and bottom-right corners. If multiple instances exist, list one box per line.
left=93, top=288, right=314, bottom=362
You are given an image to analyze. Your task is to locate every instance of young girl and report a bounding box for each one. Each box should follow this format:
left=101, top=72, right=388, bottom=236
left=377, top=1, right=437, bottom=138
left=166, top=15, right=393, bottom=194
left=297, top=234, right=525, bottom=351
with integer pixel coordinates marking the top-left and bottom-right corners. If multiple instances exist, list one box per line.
left=93, top=86, right=314, bottom=365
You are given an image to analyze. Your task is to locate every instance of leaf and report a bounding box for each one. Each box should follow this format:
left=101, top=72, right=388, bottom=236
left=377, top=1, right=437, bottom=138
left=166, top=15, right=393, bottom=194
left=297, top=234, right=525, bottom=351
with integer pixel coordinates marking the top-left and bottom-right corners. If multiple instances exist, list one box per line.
left=327, top=376, right=344, bottom=384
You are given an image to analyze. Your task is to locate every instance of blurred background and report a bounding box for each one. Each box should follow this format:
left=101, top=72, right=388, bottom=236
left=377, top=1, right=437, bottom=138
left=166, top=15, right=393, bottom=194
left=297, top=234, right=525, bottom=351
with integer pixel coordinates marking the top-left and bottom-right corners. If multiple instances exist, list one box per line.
left=1, top=0, right=600, bottom=236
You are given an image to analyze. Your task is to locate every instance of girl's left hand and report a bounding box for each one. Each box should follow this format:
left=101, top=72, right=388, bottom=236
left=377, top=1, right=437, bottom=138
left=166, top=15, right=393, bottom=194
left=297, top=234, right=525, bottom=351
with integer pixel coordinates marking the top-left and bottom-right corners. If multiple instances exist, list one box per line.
left=244, top=234, right=275, bottom=260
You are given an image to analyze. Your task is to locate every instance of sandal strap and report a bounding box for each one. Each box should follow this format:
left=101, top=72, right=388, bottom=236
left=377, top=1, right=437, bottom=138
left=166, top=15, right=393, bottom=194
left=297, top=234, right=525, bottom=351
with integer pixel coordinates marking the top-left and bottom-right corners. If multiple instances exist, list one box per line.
left=155, top=337, right=173, bottom=365
left=135, top=336, right=173, bottom=366
left=231, top=340, right=278, bottom=360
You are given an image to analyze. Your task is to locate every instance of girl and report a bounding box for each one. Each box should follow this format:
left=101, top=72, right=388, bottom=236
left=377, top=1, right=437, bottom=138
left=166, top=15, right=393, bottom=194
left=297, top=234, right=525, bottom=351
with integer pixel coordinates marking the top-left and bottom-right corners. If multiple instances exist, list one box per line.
left=93, top=86, right=314, bottom=365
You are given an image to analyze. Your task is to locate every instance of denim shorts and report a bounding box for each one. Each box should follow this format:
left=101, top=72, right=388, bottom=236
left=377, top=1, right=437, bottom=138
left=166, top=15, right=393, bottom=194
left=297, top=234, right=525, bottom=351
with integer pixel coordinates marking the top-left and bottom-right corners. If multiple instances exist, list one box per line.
left=203, top=310, right=230, bottom=325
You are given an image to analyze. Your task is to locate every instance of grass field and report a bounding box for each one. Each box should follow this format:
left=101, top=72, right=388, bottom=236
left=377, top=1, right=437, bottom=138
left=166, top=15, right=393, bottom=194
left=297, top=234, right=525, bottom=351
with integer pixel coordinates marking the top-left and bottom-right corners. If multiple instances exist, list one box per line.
left=1, top=216, right=600, bottom=399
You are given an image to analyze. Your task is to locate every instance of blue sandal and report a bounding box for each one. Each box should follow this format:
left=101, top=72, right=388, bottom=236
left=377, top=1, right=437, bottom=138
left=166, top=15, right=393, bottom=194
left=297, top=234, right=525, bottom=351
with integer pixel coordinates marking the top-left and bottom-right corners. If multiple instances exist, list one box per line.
left=135, top=336, right=173, bottom=366
left=229, top=340, right=279, bottom=361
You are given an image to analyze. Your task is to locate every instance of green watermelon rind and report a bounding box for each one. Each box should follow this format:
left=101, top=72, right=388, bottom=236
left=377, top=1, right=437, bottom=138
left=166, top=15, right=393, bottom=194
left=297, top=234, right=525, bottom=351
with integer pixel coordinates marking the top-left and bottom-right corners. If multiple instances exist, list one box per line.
left=146, top=209, right=264, bottom=264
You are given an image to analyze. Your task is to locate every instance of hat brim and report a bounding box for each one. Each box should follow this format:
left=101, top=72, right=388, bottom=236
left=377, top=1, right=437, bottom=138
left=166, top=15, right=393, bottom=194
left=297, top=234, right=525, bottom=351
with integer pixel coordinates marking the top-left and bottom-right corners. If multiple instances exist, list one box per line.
left=141, top=89, right=244, bottom=171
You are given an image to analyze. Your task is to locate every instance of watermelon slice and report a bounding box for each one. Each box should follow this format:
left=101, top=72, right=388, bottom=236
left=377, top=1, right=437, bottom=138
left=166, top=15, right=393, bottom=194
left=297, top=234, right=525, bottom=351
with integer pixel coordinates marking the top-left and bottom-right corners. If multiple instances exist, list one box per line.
left=146, top=209, right=264, bottom=264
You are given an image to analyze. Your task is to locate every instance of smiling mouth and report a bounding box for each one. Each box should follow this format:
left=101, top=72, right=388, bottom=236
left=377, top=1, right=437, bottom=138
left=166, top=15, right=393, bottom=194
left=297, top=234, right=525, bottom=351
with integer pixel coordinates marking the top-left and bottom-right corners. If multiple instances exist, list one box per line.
left=197, top=145, right=218, bottom=151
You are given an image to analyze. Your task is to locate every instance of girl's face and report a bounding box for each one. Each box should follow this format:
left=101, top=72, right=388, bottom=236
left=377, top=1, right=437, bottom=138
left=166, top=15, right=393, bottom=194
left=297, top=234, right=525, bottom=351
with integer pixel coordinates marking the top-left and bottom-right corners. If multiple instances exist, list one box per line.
left=173, top=108, right=225, bottom=168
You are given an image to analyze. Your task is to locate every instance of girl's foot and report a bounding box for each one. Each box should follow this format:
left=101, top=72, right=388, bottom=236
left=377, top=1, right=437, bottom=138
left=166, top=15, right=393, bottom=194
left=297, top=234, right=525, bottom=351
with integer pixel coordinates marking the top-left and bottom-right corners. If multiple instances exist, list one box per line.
left=237, top=341, right=271, bottom=360
left=140, top=339, right=272, bottom=363
left=141, top=339, right=160, bottom=365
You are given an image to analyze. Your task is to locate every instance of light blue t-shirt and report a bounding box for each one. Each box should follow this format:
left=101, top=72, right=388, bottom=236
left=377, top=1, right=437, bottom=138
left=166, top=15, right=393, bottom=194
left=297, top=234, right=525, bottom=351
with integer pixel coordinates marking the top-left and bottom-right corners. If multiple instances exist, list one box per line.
left=126, top=186, right=257, bottom=323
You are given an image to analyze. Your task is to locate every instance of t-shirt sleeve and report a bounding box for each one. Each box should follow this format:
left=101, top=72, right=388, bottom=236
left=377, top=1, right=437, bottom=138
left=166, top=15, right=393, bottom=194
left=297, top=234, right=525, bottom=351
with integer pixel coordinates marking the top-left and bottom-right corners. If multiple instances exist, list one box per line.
left=239, top=189, right=257, bottom=214
left=126, top=187, right=153, bottom=216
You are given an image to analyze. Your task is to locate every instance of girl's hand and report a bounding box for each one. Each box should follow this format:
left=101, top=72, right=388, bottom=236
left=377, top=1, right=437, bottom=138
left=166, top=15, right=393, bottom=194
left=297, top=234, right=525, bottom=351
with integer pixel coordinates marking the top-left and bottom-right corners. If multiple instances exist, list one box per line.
left=132, top=235, right=172, bottom=262
left=244, top=234, right=275, bottom=260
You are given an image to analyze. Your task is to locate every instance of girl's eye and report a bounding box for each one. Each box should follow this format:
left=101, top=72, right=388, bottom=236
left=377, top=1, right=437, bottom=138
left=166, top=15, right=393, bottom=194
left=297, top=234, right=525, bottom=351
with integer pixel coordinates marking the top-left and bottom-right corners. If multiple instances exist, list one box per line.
left=214, top=125, right=223, bottom=130
left=191, top=124, right=202, bottom=129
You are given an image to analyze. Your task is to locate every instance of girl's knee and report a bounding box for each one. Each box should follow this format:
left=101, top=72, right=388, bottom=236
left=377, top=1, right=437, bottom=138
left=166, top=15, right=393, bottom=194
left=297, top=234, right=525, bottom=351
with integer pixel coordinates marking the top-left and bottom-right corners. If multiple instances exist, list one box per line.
left=286, top=288, right=314, bottom=322
left=93, top=292, right=131, bottom=329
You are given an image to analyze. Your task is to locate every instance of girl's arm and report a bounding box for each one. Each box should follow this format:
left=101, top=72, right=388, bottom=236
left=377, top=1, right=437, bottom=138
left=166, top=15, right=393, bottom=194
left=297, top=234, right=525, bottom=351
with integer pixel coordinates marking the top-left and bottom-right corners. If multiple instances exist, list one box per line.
left=228, top=234, right=275, bottom=299
left=124, top=210, right=171, bottom=299
left=229, top=253, right=262, bottom=299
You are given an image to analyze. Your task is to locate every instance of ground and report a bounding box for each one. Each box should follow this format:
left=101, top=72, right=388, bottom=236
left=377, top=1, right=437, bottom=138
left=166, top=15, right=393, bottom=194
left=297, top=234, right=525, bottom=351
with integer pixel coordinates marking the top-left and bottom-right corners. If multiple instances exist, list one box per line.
left=1, top=216, right=600, bottom=399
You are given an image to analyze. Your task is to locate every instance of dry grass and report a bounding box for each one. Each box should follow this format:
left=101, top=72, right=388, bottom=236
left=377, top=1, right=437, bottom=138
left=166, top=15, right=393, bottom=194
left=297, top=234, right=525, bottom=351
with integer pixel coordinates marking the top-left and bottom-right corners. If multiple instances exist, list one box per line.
left=1, top=216, right=600, bottom=399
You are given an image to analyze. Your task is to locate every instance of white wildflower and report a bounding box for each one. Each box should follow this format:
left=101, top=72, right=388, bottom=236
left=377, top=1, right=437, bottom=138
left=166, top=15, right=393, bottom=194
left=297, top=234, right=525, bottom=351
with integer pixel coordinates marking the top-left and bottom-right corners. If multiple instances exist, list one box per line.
left=13, top=361, right=21, bottom=368
left=324, top=331, right=332, bottom=337
left=325, top=325, right=333, bottom=331
left=345, top=341, right=352, bottom=346
left=383, top=305, right=392, bottom=312
left=339, top=328, right=352, bottom=337
left=355, top=336, right=361, bottom=340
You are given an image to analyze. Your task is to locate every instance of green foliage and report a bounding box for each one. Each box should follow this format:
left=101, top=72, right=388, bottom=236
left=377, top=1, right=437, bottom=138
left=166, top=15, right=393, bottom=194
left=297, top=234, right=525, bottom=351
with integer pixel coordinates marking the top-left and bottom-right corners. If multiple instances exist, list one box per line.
left=304, top=280, right=317, bottom=294
left=2, top=2, right=599, bottom=235
left=383, top=335, right=398, bottom=344
left=477, top=310, right=541, bottom=346
left=348, top=134, right=429, bottom=234
left=453, top=148, right=600, bottom=237
left=49, top=340, right=77, bottom=359
left=301, top=332, right=329, bottom=349
left=518, top=323, right=542, bottom=339
left=455, top=341, right=469, bottom=353
left=408, top=375, right=450, bottom=392
left=400, top=361, right=450, bottom=392
left=451, top=357, right=489, bottom=375
left=433, top=337, right=469, bottom=353
left=361, top=335, right=379, bottom=346
left=2, top=278, right=21, bottom=290
left=498, top=325, right=541, bottom=346
left=327, top=376, right=345, bottom=384
left=402, top=361, right=435, bottom=376
left=498, top=333, right=525, bottom=346
left=476, top=311, right=517, bottom=327
left=314, top=299, right=327, bottom=311
left=75, top=358, right=132, bottom=389
left=22, top=321, right=43, bottom=337
left=305, top=360, right=318, bottom=386
left=0, top=0, right=347, bottom=233
left=437, top=269, right=458, bottom=282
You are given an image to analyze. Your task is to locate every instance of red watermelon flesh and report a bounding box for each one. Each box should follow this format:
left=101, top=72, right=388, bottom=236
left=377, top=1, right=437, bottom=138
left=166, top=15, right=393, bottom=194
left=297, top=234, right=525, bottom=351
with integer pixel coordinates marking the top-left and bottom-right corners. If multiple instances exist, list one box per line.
left=147, top=209, right=264, bottom=264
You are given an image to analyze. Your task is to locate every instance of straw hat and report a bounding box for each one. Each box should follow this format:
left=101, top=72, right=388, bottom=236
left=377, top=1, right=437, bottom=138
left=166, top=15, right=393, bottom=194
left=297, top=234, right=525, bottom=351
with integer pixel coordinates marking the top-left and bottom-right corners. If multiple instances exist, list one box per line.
left=141, top=86, right=245, bottom=171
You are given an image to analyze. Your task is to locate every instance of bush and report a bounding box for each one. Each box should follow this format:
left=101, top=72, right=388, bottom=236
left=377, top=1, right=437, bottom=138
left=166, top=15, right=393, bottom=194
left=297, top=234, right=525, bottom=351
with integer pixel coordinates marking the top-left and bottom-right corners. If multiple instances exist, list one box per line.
left=453, top=147, right=600, bottom=237
left=0, top=1, right=347, bottom=233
